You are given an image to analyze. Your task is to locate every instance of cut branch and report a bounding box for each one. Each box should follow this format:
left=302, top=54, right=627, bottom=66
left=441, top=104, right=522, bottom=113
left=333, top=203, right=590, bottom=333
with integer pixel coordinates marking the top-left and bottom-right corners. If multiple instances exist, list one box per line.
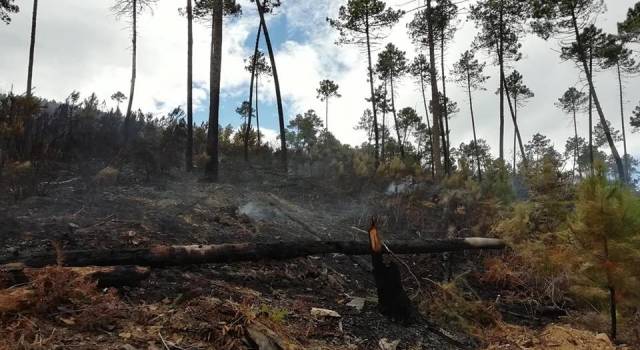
left=0, top=238, right=505, bottom=268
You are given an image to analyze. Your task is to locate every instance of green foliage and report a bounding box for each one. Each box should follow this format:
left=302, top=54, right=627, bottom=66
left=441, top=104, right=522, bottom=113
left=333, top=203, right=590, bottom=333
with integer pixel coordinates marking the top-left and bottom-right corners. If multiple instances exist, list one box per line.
left=286, top=110, right=323, bottom=153
left=631, top=102, right=640, bottom=133
left=0, top=0, right=19, bottom=24
left=452, top=50, right=489, bottom=91
left=316, top=80, right=341, bottom=102
left=481, top=159, right=514, bottom=204
left=257, top=304, right=288, bottom=324
left=193, top=0, right=241, bottom=18
left=500, top=70, right=534, bottom=107
left=327, top=0, right=403, bottom=45
left=244, top=50, right=271, bottom=77
left=469, top=0, right=528, bottom=63
left=375, top=43, right=407, bottom=81
left=556, top=87, right=587, bottom=115
left=568, top=170, right=640, bottom=311
left=617, top=2, right=640, bottom=44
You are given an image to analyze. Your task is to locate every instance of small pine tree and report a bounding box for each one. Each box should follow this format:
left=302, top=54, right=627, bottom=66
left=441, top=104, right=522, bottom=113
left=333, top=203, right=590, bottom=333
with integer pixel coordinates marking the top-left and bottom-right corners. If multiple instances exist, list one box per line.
left=569, top=167, right=640, bottom=341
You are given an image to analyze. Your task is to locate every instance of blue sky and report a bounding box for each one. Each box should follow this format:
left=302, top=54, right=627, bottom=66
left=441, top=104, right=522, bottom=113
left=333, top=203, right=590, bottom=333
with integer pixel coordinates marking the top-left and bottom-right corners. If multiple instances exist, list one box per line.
left=1, top=0, right=639, bottom=160
left=202, top=12, right=305, bottom=133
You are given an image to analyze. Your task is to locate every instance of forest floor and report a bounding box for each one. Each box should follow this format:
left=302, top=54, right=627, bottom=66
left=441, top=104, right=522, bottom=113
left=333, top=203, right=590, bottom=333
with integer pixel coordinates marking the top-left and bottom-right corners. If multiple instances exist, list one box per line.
left=0, top=160, right=626, bottom=349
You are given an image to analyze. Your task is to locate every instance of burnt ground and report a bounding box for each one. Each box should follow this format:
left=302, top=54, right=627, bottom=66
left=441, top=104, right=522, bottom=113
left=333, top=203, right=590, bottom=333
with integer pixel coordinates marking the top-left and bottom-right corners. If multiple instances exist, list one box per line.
left=0, top=161, right=470, bottom=350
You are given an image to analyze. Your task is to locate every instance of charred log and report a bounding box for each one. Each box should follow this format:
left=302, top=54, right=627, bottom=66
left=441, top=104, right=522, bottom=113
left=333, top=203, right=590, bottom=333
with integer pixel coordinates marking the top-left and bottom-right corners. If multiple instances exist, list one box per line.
left=0, top=238, right=505, bottom=268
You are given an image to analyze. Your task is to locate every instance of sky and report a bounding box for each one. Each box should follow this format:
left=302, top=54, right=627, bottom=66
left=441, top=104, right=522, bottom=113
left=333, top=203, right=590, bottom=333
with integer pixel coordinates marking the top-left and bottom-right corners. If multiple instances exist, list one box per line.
left=1, top=0, right=639, bottom=161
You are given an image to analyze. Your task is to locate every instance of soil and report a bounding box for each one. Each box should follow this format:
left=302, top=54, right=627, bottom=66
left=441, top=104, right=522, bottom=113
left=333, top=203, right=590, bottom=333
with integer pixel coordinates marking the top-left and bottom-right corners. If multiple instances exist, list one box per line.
left=0, top=161, right=627, bottom=349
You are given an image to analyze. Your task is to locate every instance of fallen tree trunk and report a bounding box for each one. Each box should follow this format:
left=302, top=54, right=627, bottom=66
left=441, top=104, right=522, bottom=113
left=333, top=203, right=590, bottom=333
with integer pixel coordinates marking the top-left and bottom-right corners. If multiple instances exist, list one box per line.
left=0, top=238, right=505, bottom=268
left=0, top=264, right=150, bottom=288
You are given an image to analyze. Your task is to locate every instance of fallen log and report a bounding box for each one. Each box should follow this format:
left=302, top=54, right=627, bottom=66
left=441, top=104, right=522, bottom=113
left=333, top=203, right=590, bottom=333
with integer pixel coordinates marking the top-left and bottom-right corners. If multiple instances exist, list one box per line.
left=0, top=238, right=505, bottom=268
left=0, top=264, right=150, bottom=288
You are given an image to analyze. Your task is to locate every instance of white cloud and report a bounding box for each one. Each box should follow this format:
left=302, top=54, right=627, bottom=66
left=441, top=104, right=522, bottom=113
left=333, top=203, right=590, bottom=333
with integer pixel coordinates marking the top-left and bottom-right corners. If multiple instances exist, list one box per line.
left=1, top=0, right=638, bottom=159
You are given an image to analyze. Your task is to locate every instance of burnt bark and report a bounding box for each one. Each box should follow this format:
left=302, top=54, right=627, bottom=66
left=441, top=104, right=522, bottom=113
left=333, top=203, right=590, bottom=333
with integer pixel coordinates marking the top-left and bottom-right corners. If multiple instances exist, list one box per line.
left=256, top=0, right=287, bottom=172
left=26, top=0, right=38, bottom=97
left=0, top=238, right=506, bottom=268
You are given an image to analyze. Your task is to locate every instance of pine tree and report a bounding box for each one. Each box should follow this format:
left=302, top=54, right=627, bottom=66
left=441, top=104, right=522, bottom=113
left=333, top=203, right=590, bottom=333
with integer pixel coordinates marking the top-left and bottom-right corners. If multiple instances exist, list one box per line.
left=409, top=54, right=435, bottom=177
left=0, top=0, right=19, bottom=24
left=112, top=0, right=158, bottom=143
left=502, top=70, right=534, bottom=172
left=469, top=0, right=529, bottom=162
left=328, top=0, right=403, bottom=168
left=531, top=0, right=626, bottom=182
left=556, top=87, right=588, bottom=179
left=617, top=2, right=640, bottom=44
left=376, top=43, right=407, bottom=159
left=243, top=50, right=271, bottom=155
left=570, top=169, right=640, bottom=341
left=26, top=0, right=38, bottom=97
left=194, top=0, right=241, bottom=181
left=452, top=50, right=489, bottom=181
left=598, top=34, right=638, bottom=183
left=407, top=2, right=446, bottom=177
left=316, top=80, right=341, bottom=132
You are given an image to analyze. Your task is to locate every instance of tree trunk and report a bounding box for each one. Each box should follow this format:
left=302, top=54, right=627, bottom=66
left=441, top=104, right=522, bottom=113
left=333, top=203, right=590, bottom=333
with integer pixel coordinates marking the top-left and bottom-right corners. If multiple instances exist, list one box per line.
left=205, top=0, right=223, bottom=181
left=426, top=0, right=443, bottom=179
left=571, top=9, right=625, bottom=182
left=364, top=8, right=380, bottom=168
left=467, top=73, right=482, bottom=181
left=602, top=237, right=617, bottom=341
left=440, top=33, right=451, bottom=170
left=244, top=25, right=262, bottom=161
left=26, top=0, right=38, bottom=97
left=503, top=75, right=527, bottom=169
left=498, top=0, right=505, bottom=161
left=589, top=47, right=594, bottom=175
left=256, top=0, right=287, bottom=172
left=0, top=238, right=506, bottom=268
left=572, top=109, right=580, bottom=180
left=419, top=69, right=435, bottom=178
left=124, top=0, right=137, bottom=145
left=390, top=74, right=405, bottom=159
left=617, top=63, right=629, bottom=182
left=325, top=98, right=329, bottom=131
left=256, top=74, right=261, bottom=147
left=186, top=0, right=194, bottom=171
left=381, top=81, right=387, bottom=160
left=513, top=99, right=517, bottom=173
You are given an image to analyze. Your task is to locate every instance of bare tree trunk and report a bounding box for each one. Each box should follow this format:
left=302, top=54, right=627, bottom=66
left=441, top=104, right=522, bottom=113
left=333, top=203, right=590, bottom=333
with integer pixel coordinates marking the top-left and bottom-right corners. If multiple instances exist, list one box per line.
left=0, top=238, right=506, bottom=268
left=364, top=7, right=380, bottom=168
left=205, top=0, right=222, bottom=181
left=498, top=0, right=505, bottom=161
left=602, top=238, right=617, bottom=341
left=426, top=0, right=443, bottom=179
left=244, top=25, right=262, bottom=161
left=26, top=0, right=38, bottom=97
left=440, top=33, right=451, bottom=169
left=325, top=98, right=329, bottom=131
left=256, top=74, right=261, bottom=147
left=124, top=0, right=137, bottom=145
left=381, top=80, right=387, bottom=160
left=390, top=74, right=405, bottom=158
left=589, top=48, right=594, bottom=175
left=186, top=0, right=193, bottom=171
left=617, top=63, right=629, bottom=182
left=513, top=100, right=517, bottom=173
left=503, top=75, right=527, bottom=169
left=256, top=0, right=287, bottom=172
left=572, top=109, right=580, bottom=180
left=419, top=70, right=435, bottom=178
left=467, top=73, right=482, bottom=181
left=571, top=9, right=625, bottom=182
